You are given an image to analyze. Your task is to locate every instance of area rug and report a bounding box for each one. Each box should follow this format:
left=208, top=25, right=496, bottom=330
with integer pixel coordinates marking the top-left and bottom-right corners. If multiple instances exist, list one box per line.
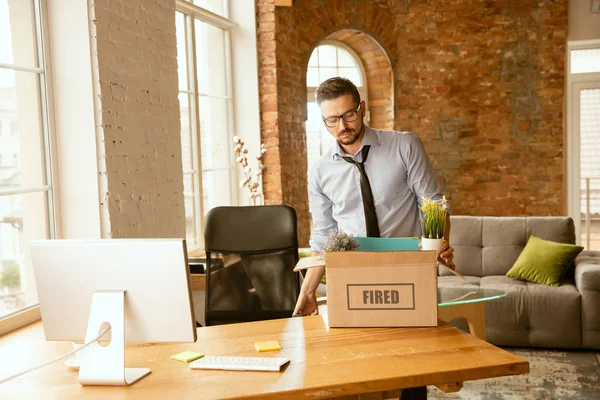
left=428, top=348, right=600, bottom=400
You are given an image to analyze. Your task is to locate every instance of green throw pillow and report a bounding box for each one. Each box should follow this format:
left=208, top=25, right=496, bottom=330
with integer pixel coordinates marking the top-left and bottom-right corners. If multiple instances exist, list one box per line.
left=506, top=235, right=583, bottom=286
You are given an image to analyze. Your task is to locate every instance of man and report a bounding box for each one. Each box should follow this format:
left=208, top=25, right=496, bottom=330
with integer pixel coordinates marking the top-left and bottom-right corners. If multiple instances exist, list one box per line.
left=294, top=76, right=455, bottom=314
left=294, top=77, right=454, bottom=399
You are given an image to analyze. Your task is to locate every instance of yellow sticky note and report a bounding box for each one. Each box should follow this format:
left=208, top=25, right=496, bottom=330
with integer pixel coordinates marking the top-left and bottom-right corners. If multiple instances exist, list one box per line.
left=171, top=351, right=204, bottom=363
left=254, top=340, right=281, bottom=352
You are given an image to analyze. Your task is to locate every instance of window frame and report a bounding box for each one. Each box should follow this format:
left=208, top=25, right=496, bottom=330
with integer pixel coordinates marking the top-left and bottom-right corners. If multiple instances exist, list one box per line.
left=0, top=0, right=59, bottom=335
left=305, top=42, right=369, bottom=166
left=566, top=39, right=600, bottom=247
left=176, top=0, right=237, bottom=250
left=306, top=41, right=369, bottom=114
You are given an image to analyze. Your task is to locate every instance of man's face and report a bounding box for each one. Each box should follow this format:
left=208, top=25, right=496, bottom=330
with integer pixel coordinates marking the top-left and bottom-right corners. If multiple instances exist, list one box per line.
left=320, top=94, right=366, bottom=147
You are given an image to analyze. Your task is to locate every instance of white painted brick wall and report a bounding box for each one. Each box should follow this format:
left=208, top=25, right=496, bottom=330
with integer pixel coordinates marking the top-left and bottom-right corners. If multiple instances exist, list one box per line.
left=90, top=0, right=185, bottom=238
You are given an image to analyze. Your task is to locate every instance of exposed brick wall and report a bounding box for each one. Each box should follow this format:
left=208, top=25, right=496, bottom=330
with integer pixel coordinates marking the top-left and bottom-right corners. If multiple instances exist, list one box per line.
left=394, top=0, right=568, bottom=216
left=327, top=30, right=394, bottom=130
left=257, top=0, right=313, bottom=246
left=258, top=0, right=568, bottom=244
left=256, top=0, right=283, bottom=209
left=258, top=0, right=398, bottom=246
left=91, top=0, right=185, bottom=238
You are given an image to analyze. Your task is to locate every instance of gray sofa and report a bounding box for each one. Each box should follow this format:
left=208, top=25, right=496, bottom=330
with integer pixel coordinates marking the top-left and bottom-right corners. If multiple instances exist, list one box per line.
left=440, top=216, right=600, bottom=349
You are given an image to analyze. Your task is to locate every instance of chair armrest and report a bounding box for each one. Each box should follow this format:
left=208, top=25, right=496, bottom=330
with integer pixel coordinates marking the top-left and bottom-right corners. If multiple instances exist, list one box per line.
left=575, top=251, right=600, bottom=292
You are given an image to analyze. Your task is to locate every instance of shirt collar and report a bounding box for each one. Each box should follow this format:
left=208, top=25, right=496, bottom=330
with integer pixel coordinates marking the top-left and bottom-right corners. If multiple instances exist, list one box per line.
left=332, top=125, right=380, bottom=161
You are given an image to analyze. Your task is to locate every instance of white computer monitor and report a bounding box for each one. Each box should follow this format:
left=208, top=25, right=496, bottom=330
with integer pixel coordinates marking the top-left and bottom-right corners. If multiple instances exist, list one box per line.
left=30, top=239, right=197, bottom=386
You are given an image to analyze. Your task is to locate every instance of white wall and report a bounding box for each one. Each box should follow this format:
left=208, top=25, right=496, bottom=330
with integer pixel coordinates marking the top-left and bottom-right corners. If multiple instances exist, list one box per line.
left=91, top=0, right=185, bottom=238
left=47, top=0, right=186, bottom=239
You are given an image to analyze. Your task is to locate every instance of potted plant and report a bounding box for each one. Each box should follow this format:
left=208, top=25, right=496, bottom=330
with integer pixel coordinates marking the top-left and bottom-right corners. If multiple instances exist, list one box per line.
left=419, top=196, right=448, bottom=251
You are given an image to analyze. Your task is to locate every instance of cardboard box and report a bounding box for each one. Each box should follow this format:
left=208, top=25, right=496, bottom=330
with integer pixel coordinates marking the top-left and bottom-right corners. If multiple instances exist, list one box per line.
left=325, top=250, right=438, bottom=328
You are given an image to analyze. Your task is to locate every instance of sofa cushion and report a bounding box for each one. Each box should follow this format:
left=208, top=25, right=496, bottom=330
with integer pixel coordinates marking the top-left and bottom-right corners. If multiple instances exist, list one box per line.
left=506, top=236, right=583, bottom=286
left=438, top=275, right=582, bottom=348
left=448, top=216, right=483, bottom=277
left=437, top=275, right=481, bottom=289
left=444, top=246, right=482, bottom=277
left=483, top=246, right=523, bottom=276
left=449, top=216, right=577, bottom=278
left=484, top=277, right=582, bottom=348
left=526, top=217, right=577, bottom=245
left=481, top=218, right=527, bottom=276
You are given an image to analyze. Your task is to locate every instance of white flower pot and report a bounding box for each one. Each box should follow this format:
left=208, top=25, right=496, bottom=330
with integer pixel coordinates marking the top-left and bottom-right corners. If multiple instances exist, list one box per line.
left=421, top=237, right=443, bottom=251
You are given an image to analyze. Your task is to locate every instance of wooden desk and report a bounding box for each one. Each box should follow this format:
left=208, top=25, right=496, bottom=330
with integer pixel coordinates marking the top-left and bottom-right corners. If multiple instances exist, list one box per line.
left=190, top=273, right=206, bottom=291
left=0, top=317, right=528, bottom=399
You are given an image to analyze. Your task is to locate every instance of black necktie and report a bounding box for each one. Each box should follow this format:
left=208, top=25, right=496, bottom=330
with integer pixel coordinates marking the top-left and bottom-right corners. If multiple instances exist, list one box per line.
left=342, top=145, right=380, bottom=237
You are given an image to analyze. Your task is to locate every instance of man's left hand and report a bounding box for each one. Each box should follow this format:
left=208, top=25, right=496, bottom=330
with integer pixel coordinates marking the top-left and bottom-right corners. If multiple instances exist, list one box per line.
left=437, top=240, right=456, bottom=270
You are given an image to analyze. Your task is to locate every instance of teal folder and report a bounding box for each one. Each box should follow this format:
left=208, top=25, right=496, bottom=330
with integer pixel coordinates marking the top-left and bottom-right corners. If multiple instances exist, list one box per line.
left=354, top=237, right=421, bottom=251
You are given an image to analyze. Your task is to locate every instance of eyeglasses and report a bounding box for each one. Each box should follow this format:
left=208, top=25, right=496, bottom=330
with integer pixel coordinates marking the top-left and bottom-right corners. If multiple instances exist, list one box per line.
left=322, top=104, right=361, bottom=128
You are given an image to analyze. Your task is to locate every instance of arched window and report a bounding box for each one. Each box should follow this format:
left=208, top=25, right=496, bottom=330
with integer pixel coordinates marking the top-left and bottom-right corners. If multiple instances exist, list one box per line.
left=306, top=43, right=368, bottom=171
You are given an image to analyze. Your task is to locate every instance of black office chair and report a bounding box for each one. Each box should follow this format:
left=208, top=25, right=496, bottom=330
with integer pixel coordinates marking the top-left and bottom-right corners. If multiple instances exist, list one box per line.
left=203, top=205, right=301, bottom=326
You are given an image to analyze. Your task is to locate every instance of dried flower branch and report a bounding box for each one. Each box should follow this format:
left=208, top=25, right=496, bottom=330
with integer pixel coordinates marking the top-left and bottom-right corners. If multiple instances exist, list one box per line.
left=322, top=229, right=359, bottom=252
left=233, top=135, right=267, bottom=205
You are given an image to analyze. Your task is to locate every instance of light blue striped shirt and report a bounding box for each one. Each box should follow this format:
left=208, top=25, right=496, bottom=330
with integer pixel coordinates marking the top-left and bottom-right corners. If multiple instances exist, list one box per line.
left=308, top=126, right=450, bottom=252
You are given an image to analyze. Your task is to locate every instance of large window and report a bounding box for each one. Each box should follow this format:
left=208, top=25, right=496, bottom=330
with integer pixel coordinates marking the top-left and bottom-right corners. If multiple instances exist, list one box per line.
left=0, top=0, right=55, bottom=321
left=306, top=43, right=367, bottom=171
left=567, top=42, right=600, bottom=249
left=176, top=0, right=236, bottom=249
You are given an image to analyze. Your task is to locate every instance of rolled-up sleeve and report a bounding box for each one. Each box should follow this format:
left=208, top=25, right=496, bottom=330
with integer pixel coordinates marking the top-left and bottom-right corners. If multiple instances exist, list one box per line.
left=308, top=164, right=337, bottom=252
left=404, top=134, right=451, bottom=214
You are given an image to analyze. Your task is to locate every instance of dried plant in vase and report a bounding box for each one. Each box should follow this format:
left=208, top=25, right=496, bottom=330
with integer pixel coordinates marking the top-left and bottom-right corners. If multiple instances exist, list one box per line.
left=233, top=136, right=267, bottom=205
left=322, top=229, right=359, bottom=252
left=320, top=229, right=359, bottom=284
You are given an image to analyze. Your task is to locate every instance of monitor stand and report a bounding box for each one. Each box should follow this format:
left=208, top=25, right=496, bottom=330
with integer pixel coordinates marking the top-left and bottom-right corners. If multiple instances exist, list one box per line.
left=78, top=289, right=151, bottom=386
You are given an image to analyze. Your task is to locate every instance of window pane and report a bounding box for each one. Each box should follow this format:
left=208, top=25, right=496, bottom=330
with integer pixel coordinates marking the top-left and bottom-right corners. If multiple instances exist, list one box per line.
left=579, top=88, right=600, bottom=250
left=0, top=0, right=38, bottom=67
left=199, top=96, right=231, bottom=170
left=338, top=67, right=362, bottom=86
left=175, top=12, right=188, bottom=91
left=202, top=169, right=233, bottom=213
left=0, top=191, right=48, bottom=319
left=308, top=49, right=318, bottom=67
left=318, top=45, right=336, bottom=67
left=337, top=48, right=356, bottom=68
left=0, top=68, right=46, bottom=188
left=195, top=20, right=228, bottom=97
left=183, top=173, right=198, bottom=249
left=179, top=93, right=193, bottom=171
left=307, top=67, right=319, bottom=87
left=193, top=0, right=228, bottom=17
left=306, top=102, right=336, bottom=171
left=318, top=67, right=337, bottom=83
left=571, top=49, right=600, bottom=74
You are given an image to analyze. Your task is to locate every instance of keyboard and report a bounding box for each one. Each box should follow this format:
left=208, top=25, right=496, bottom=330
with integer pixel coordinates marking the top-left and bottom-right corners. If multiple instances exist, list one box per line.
left=189, top=355, right=290, bottom=372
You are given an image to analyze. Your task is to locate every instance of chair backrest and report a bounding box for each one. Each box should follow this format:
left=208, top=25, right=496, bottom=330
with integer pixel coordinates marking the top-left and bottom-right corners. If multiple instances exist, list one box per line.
left=203, top=205, right=300, bottom=326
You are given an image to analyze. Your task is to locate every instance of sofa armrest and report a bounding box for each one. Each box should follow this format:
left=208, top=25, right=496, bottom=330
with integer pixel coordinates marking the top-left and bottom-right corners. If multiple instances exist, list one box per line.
left=575, top=251, right=600, bottom=349
left=575, top=251, right=600, bottom=292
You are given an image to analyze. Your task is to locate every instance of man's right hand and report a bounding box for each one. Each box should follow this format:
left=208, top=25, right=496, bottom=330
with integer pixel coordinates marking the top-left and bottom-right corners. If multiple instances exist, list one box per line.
left=293, top=290, right=318, bottom=316
left=293, top=255, right=324, bottom=317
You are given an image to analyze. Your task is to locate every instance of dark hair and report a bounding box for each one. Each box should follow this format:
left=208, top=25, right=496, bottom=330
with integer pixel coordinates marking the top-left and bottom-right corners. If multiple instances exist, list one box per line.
left=315, top=77, right=361, bottom=106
